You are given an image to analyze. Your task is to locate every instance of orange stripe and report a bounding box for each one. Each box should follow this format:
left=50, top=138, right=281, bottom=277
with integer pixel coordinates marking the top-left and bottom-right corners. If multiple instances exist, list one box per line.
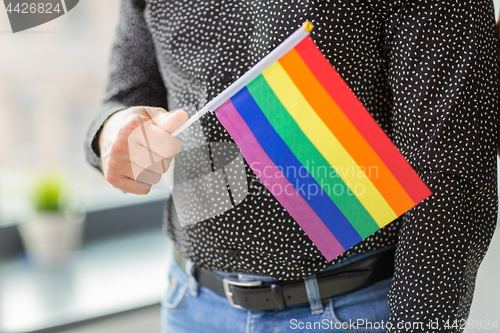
left=295, top=37, right=431, bottom=205
left=278, top=49, right=415, bottom=216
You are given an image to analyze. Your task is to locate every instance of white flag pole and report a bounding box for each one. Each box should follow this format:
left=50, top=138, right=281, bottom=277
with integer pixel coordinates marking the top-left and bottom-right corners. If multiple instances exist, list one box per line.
left=171, top=21, right=313, bottom=137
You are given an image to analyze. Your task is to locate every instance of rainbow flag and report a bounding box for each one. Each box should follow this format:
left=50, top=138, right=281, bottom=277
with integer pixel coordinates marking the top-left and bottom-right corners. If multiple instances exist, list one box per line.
left=173, top=23, right=432, bottom=261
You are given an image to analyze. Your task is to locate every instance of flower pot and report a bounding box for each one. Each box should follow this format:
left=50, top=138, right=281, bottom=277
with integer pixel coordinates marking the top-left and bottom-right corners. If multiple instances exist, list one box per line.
left=18, top=212, right=85, bottom=264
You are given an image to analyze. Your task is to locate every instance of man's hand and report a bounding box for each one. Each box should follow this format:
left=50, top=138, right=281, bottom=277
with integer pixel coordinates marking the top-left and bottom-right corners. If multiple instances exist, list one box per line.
left=99, top=107, right=188, bottom=194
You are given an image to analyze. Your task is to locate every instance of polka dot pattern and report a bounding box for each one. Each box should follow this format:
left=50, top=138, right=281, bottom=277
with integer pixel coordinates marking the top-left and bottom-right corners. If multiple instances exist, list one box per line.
left=85, top=0, right=498, bottom=329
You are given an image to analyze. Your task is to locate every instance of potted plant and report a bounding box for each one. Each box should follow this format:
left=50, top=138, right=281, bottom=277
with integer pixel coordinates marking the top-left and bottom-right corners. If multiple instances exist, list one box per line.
left=18, top=172, right=85, bottom=265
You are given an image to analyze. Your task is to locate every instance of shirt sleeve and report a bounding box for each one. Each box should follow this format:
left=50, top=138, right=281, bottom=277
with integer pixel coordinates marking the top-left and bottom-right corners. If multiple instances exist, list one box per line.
left=84, top=0, right=168, bottom=171
left=385, top=1, right=498, bottom=331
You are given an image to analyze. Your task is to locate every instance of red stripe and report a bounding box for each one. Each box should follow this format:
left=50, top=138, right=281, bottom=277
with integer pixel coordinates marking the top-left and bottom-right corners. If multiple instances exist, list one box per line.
left=295, top=37, right=431, bottom=204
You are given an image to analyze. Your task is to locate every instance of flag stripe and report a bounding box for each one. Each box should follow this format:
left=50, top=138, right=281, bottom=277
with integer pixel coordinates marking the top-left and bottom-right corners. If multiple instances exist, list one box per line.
left=279, top=49, right=416, bottom=216
left=216, top=99, right=345, bottom=260
left=247, top=75, right=380, bottom=238
left=295, top=37, right=432, bottom=204
left=262, top=62, right=398, bottom=227
left=231, top=87, right=363, bottom=249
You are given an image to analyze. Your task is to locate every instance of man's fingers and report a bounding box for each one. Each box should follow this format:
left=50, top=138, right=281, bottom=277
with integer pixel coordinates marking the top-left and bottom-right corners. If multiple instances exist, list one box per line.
left=130, top=154, right=171, bottom=185
left=135, top=167, right=162, bottom=185
left=131, top=162, right=170, bottom=185
left=123, top=178, right=151, bottom=193
left=150, top=158, right=172, bottom=174
left=143, top=120, right=182, bottom=157
left=129, top=120, right=181, bottom=159
left=105, top=160, right=156, bottom=194
left=106, top=173, right=150, bottom=195
left=129, top=142, right=172, bottom=172
left=133, top=157, right=171, bottom=174
left=141, top=106, right=169, bottom=122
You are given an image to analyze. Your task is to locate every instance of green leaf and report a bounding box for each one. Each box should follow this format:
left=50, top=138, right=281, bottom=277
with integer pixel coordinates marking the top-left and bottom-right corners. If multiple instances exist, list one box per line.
left=32, top=173, right=66, bottom=212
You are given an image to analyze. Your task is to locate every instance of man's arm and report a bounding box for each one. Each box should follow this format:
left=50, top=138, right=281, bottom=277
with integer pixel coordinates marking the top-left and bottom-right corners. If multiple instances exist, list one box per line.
left=84, top=0, right=187, bottom=194
left=385, top=2, right=498, bottom=332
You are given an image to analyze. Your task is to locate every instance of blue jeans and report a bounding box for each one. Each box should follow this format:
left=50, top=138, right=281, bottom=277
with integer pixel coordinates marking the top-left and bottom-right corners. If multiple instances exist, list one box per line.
left=161, top=247, right=394, bottom=333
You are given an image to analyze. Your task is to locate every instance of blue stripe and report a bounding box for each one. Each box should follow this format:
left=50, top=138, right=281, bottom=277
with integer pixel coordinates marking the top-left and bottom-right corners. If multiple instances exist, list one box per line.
left=230, top=87, right=362, bottom=249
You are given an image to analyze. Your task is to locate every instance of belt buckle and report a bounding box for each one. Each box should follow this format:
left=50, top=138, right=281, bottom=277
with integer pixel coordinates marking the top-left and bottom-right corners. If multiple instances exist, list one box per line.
left=222, top=278, right=262, bottom=310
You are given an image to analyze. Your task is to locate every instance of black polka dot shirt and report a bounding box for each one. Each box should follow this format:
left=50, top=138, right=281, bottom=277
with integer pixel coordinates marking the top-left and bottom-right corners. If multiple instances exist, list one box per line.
left=85, top=0, right=499, bottom=331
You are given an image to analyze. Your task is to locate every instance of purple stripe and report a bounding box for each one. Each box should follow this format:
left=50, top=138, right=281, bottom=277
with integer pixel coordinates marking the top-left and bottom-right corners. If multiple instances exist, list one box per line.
left=216, top=99, right=344, bottom=261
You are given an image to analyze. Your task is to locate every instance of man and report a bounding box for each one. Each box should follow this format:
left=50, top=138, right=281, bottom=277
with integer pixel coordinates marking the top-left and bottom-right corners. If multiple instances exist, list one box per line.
left=86, top=1, right=499, bottom=332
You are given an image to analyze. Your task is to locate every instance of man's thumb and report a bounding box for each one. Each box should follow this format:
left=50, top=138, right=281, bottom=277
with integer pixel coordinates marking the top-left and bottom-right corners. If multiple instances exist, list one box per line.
left=157, top=110, right=189, bottom=133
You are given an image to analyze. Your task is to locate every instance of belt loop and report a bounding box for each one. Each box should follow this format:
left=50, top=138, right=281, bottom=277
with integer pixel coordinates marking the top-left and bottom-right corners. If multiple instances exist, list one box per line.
left=271, top=284, right=287, bottom=310
left=186, top=260, right=199, bottom=297
left=304, top=274, right=324, bottom=315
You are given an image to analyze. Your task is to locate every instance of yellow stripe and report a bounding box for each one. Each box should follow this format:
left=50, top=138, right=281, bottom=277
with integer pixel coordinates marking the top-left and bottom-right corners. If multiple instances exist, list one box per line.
left=262, top=62, right=397, bottom=226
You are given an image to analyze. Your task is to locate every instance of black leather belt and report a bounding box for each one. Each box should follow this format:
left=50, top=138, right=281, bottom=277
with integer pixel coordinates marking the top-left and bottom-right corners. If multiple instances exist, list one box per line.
left=174, top=247, right=395, bottom=311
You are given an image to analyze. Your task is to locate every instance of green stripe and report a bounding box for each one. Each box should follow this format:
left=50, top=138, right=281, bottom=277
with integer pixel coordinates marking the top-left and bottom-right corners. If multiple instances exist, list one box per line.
left=247, top=75, right=380, bottom=238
